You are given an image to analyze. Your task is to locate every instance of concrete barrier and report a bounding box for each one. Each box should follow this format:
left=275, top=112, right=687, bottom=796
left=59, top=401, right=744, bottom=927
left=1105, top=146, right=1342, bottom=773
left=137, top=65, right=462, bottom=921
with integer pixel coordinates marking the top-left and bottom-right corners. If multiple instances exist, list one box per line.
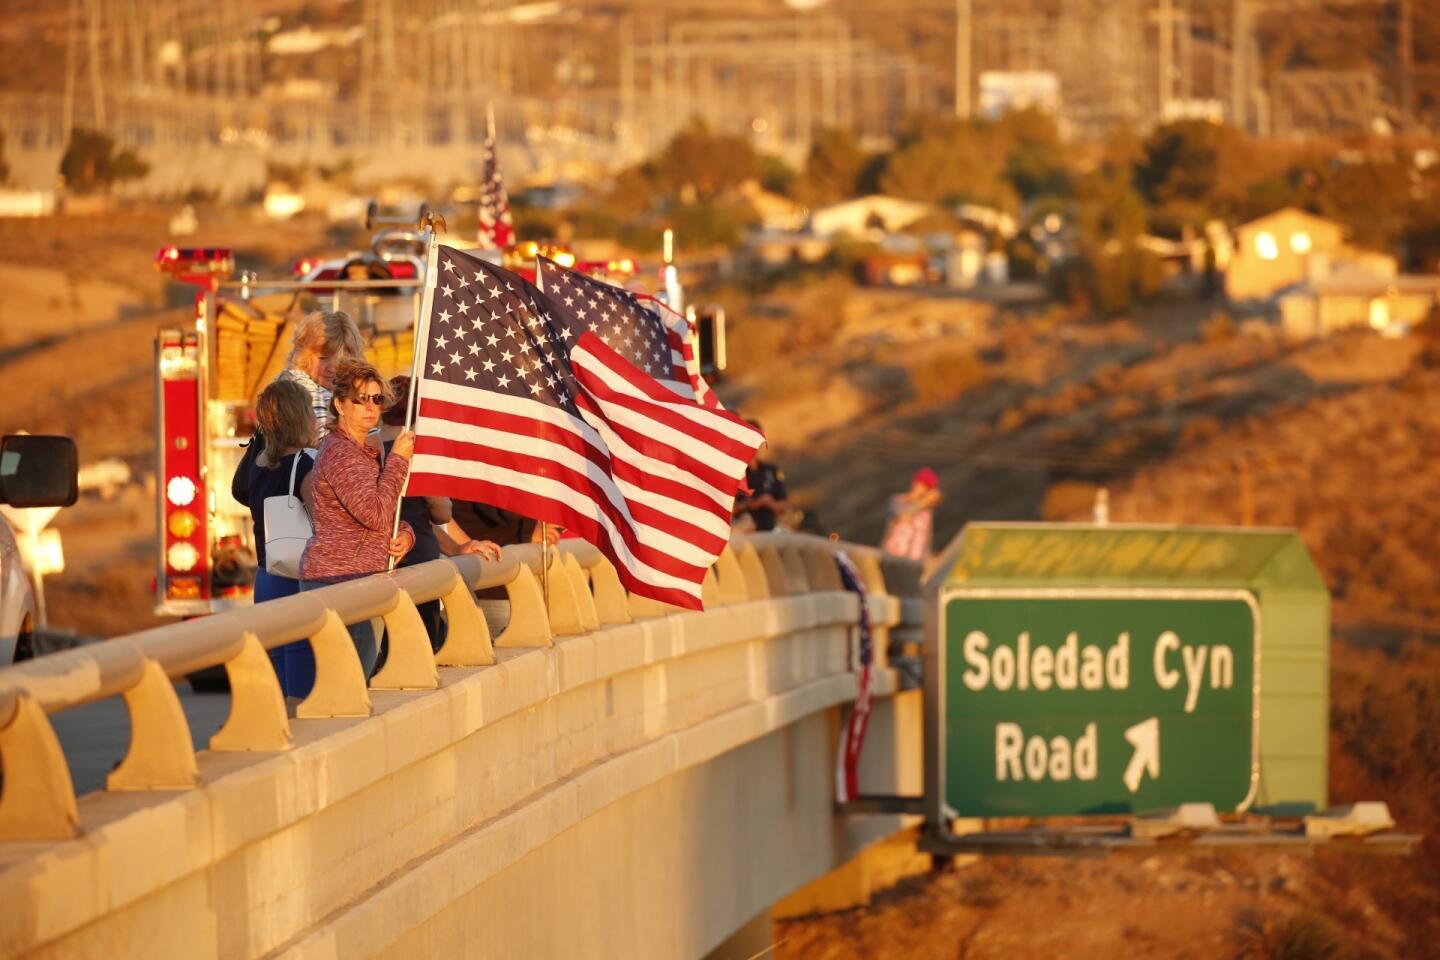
left=0, top=533, right=922, bottom=958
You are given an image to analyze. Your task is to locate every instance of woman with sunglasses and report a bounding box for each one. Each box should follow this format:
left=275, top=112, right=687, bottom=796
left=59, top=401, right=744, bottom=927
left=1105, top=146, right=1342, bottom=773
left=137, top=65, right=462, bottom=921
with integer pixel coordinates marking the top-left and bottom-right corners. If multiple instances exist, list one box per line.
left=297, top=358, right=416, bottom=679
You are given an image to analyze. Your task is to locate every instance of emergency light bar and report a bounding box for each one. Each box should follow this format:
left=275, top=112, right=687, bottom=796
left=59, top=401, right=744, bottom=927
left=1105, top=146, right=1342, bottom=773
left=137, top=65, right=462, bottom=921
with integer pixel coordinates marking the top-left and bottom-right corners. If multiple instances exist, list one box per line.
left=154, top=246, right=235, bottom=281
left=575, top=258, right=636, bottom=276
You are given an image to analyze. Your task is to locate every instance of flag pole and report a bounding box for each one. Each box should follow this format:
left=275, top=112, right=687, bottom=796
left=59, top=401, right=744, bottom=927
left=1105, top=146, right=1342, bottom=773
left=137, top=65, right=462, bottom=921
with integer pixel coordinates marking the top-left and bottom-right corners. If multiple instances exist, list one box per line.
left=388, top=208, right=443, bottom=571
left=535, top=250, right=550, bottom=608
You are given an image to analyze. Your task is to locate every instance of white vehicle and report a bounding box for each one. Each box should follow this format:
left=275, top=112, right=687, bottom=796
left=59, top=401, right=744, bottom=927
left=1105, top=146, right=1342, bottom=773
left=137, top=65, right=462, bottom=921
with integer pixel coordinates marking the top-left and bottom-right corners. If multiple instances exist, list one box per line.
left=0, top=434, right=78, bottom=664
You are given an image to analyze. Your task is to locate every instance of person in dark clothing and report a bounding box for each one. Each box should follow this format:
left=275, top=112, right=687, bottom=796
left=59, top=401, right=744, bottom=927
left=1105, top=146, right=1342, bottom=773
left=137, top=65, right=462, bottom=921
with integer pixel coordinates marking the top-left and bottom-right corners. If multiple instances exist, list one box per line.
left=450, top=501, right=539, bottom=547
left=247, top=379, right=318, bottom=696
left=734, top=420, right=787, bottom=532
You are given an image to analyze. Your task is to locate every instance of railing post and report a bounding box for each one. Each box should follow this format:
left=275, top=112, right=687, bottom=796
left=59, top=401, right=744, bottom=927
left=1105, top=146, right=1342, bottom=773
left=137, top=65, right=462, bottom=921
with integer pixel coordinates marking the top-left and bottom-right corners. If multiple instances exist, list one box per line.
left=296, top=609, right=373, bottom=718
left=371, top=590, right=440, bottom=690
left=563, top=553, right=601, bottom=632
left=701, top=567, right=722, bottom=607
left=804, top=545, right=843, bottom=591
left=856, top=551, right=888, bottom=596
left=107, top=658, right=199, bottom=791
left=586, top=556, right=633, bottom=625
left=735, top=542, right=771, bottom=599
left=778, top=546, right=811, bottom=593
left=0, top=694, right=78, bottom=840
left=757, top=545, right=791, bottom=596
left=545, top=551, right=589, bottom=636
left=714, top=546, right=749, bottom=604
left=210, top=632, right=292, bottom=752
left=435, top=568, right=496, bottom=666
left=496, top=563, right=553, bottom=648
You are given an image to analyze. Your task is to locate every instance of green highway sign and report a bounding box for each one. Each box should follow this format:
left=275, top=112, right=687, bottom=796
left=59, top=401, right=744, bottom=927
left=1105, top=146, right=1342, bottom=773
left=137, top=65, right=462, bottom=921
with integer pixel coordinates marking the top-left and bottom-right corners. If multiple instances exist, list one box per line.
left=940, top=589, right=1258, bottom=816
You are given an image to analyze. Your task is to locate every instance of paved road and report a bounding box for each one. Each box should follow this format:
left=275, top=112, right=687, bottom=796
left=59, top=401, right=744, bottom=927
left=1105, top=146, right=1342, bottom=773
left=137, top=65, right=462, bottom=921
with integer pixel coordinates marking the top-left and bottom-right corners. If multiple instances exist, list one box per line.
left=50, top=684, right=232, bottom=796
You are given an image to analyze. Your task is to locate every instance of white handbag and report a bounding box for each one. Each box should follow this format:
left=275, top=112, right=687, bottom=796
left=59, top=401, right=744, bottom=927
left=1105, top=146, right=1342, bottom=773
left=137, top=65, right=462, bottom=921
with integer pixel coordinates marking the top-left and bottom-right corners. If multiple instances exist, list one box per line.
left=262, top=453, right=313, bottom=579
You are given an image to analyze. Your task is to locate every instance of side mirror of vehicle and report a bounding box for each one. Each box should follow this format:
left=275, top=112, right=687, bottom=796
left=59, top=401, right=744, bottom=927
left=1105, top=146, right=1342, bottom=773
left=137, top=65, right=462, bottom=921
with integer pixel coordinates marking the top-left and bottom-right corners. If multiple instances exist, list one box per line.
left=0, top=435, right=79, bottom=508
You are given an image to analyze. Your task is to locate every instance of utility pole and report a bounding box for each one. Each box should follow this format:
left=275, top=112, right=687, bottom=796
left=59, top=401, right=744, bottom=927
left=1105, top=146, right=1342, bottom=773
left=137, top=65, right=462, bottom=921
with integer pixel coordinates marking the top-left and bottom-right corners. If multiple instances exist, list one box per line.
left=955, top=0, right=972, bottom=118
left=85, top=0, right=106, bottom=129
left=1230, top=0, right=1248, bottom=132
left=62, top=0, right=77, bottom=143
left=1158, top=0, right=1174, bottom=118
left=796, top=17, right=812, bottom=142
left=1399, top=0, right=1414, bottom=132
left=620, top=12, right=636, bottom=163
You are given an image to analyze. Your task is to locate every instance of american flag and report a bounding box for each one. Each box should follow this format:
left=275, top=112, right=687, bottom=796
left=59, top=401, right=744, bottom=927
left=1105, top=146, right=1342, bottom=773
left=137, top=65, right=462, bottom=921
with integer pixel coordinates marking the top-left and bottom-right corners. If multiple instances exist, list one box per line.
left=834, top=550, right=874, bottom=804
left=634, top=293, right=722, bottom=411
left=476, top=113, right=514, bottom=250
left=406, top=246, right=764, bottom=609
left=535, top=259, right=696, bottom=397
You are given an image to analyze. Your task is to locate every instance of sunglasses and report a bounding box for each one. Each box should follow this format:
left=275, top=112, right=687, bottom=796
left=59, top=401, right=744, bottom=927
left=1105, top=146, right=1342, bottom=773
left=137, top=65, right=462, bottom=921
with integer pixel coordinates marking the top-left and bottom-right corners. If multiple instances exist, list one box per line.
left=345, top=393, right=385, bottom=407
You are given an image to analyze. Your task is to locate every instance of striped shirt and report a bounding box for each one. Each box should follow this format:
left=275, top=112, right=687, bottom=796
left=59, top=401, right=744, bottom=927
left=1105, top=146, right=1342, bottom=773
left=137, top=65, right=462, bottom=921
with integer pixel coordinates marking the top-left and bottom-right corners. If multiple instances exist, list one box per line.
left=298, top=431, right=413, bottom=583
left=277, top=366, right=332, bottom=439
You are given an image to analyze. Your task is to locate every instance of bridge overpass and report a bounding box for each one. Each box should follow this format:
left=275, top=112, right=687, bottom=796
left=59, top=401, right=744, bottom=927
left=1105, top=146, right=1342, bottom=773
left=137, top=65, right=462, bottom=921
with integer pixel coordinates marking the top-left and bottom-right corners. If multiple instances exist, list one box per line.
left=0, top=533, right=923, bottom=959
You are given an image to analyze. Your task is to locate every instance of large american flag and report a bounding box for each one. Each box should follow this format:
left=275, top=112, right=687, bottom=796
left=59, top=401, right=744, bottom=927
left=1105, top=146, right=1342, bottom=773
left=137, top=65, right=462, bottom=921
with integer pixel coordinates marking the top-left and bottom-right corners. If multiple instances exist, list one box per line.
left=406, top=246, right=763, bottom=609
left=476, top=115, right=514, bottom=250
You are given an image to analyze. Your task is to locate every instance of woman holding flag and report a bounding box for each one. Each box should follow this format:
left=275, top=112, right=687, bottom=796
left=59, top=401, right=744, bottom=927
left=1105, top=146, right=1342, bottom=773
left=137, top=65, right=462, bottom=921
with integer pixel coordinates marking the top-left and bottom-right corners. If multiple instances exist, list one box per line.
left=297, top=358, right=416, bottom=678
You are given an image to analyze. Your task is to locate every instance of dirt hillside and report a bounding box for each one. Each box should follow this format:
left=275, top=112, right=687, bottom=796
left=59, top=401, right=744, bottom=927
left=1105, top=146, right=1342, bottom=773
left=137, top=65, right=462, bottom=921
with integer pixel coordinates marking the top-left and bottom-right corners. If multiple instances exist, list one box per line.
left=719, top=285, right=1440, bottom=958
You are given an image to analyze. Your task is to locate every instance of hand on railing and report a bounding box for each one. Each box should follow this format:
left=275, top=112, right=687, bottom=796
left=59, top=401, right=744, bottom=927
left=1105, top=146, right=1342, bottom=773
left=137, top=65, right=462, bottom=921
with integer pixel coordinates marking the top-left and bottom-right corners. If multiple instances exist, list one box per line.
left=458, top=539, right=501, bottom=561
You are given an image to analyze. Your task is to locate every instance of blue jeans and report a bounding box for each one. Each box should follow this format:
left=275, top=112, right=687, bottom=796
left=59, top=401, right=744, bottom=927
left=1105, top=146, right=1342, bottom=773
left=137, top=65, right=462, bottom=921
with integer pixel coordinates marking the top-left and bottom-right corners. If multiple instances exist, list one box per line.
left=254, top=568, right=317, bottom=698
left=299, top=578, right=379, bottom=680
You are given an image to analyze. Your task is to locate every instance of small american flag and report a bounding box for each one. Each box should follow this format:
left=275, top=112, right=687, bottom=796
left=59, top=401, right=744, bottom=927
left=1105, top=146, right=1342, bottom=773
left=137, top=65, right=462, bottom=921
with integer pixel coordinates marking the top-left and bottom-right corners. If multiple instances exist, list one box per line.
left=635, top=293, right=722, bottom=411
left=407, top=246, right=763, bottom=609
left=476, top=111, right=514, bottom=250
left=834, top=550, right=874, bottom=804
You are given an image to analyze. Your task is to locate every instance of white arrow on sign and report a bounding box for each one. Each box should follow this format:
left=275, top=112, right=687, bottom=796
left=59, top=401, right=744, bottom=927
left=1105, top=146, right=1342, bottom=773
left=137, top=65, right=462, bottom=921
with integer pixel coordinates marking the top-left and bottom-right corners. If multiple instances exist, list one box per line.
left=1123, top=717, right=1160, bottom=793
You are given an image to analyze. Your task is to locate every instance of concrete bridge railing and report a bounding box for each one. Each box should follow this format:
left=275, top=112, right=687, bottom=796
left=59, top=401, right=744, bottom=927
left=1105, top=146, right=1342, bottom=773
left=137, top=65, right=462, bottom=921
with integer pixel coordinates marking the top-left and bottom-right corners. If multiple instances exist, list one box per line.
left=0, top=532, right=923, bottom=959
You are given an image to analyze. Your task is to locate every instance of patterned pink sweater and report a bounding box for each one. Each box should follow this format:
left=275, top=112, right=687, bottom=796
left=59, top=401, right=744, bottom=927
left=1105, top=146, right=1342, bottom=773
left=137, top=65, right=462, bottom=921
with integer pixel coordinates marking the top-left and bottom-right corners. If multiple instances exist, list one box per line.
left=299, top=431, right=414, bottom=583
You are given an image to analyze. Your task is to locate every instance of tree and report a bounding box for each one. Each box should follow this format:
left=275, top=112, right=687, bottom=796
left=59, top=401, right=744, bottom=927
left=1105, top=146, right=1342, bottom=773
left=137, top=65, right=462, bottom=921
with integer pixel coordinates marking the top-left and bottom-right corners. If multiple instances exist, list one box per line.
left=1058, top=163, right=1164, bottom=316
left=1311, top=158, right=1414, bottom=253
left=878, top=117, right=1018, bottom=212
left=797, top=127, right=867, bottom=205
left=759, top=154, right=798, bottom=197
left=994, top=108, right=1069, bottom=200
left=648, top=119, right=760, bottom=203
left=1135, top=120, right=1251, bottom=228
left=59, top=128, right=148, bottom=193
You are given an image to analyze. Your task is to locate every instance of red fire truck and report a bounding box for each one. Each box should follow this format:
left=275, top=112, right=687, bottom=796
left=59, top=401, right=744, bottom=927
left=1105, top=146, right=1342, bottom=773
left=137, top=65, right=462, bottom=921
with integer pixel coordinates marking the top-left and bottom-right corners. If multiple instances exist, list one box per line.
left=151, top=202, right=461, bottom=614
left=150, top=209, right=717, bottom=616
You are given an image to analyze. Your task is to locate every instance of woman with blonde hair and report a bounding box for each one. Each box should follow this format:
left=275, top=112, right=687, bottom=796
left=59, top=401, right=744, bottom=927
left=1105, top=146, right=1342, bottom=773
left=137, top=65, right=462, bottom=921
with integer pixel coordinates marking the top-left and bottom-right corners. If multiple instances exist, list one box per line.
left=278, top=309, right=367, bottom=438
left=234, top=309, right=365, bottom=504
left=297, top=358, right=415, bottom=678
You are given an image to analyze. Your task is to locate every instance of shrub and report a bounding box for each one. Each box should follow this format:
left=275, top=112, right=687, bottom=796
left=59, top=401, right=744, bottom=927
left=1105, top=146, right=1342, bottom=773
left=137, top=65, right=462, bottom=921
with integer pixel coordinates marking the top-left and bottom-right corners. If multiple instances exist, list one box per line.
left=60, top=128, right=148, bottom=193
left=908, top=349, right=989, bottom=407
left=1231, top=908, right=1347, bottom=960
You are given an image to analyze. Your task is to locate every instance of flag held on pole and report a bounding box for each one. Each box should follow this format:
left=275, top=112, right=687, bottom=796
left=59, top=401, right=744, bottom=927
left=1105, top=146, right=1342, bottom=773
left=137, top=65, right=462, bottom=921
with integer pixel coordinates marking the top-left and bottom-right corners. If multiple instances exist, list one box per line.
left=406, top=245, right=763, bottom=610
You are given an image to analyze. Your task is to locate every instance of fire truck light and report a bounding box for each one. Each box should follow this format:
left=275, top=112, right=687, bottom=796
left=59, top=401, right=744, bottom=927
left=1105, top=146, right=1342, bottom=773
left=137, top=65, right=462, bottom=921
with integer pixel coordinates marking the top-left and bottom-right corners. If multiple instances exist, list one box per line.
left=553, top=251, right=576, bottom=268
left=168, top=510, right=199, bottom=538
left=166, top=475, right=197, bottom=506
left=167, top=576, right=202, bottom=600
left=167, top=541, right=200, bottom=572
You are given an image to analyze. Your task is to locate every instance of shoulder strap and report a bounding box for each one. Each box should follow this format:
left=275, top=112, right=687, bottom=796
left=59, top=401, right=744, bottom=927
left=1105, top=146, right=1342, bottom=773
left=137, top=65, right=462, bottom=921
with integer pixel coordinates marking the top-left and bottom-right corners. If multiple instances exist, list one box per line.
left=287, top=452, right=303, bottom=503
